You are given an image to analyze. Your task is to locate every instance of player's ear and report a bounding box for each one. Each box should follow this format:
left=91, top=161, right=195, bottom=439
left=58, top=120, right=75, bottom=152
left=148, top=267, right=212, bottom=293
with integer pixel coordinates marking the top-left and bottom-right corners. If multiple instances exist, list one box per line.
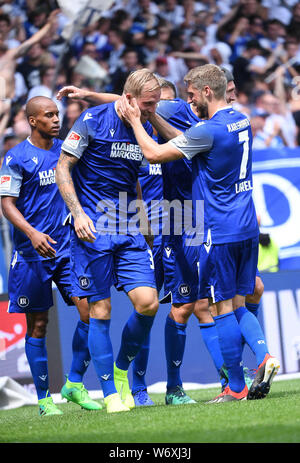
left=28, top=116, right=36, bottom=128
left=125, top=92, right=132, bottom=103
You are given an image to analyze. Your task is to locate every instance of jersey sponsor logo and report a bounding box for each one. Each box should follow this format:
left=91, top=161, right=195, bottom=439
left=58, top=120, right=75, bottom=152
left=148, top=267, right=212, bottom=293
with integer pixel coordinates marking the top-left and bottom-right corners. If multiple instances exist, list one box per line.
left=101, top=374, right=111, bottom=381
left=110, top=142, right=143, bottom=161
left=65, top=131, right=81, bottom=150
left=17, top=296, right=29, bottom=308
left=149, top=164, right=162, bottom=175
left=39, top=375, right=47, bottom=381
left=178, top=284, right=191, bottom=297
left=79, top=275, right=90, bottom=289
left=32, top=156, right=38, bottom=165
left=39, top=168, right=56, bottom=186
left=83, top=112, right=93, bottom=122
left=109, top=128, right=115, bottom=137
left=235, top=179, right=253, bottom=194
left=0, top=175, right=11, bottom=190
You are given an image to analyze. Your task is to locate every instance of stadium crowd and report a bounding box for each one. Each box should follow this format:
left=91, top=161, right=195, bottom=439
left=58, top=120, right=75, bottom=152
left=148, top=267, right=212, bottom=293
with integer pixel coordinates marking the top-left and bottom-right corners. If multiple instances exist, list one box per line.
left=0, top=0, right=300, bottom=154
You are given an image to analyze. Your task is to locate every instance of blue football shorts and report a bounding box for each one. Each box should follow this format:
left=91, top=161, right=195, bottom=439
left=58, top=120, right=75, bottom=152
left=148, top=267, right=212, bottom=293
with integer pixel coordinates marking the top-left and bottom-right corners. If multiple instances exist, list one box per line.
left=198, top=236, right=259, bottom=303
left=70, top=230, right=157, bottom=302
left=160, top=234, right=200, bottom=304
left=152, top=234, right=164, bottom=293
left=8, top=252, right=73, bottom=313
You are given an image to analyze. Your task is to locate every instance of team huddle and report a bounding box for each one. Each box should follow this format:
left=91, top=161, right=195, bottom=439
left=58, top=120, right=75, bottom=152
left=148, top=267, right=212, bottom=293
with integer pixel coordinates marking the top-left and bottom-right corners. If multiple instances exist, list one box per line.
left=0, top=64, right=280, bottom=416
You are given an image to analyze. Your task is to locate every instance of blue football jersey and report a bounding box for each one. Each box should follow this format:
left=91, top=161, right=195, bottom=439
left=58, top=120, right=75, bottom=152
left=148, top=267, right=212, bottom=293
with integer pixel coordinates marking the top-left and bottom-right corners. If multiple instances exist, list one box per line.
left=0, top=138, right=69, bottom=260
left=61, top=103, right=153, bottom=233
left=138, top=163, right=164, bottom=236
left=170, top=107, right=259, bottom=244
left=156, top=98, right=199, bottom=202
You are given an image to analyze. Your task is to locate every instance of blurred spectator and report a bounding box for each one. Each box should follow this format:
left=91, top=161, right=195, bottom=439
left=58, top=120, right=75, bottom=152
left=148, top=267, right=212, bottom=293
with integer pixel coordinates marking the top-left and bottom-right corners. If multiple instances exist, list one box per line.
left=251, top=111, right=287, bottom=149
left=109, top=47, right=141, bottom=94
left=26, top=65, right=66, bottom=123
left=0, top=13, right=21, bottom=49
left=140, top=28, right=160, bottom=67
left=159, top=0, right=185, bottom=29
left=0, top=9, right=58, bottom=106
left=258, top=232, right=279, bottom=273
left=12, top=105, right=30, bottom=140
left=287, top=2, right=300, bottom=41
left=105, top=28, right=127, bottom=73
left=133, top=0, right=160, bottom=30
left=259, top=19, right=286, bottom=51
left=60, top=100, right=85, bottom=139
left=233, top=39, right=277, bottom=94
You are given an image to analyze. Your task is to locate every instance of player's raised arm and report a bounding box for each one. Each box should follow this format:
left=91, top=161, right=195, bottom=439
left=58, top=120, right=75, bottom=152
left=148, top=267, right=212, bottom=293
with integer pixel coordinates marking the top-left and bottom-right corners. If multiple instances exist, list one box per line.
left=118, top=95, right=183, bottom=164
left=1, top=196, right=57, bottom=258
left=56, top=86, right=120, bottom=105
left=56, top=150, right=96, bottom=242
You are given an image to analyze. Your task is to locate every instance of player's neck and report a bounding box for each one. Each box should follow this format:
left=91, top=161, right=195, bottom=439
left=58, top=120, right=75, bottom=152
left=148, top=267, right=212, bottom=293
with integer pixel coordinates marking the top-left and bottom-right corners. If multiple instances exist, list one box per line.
left=208, top=99, right=228, bottom=119
left=28, top=132, right=54, bottom=150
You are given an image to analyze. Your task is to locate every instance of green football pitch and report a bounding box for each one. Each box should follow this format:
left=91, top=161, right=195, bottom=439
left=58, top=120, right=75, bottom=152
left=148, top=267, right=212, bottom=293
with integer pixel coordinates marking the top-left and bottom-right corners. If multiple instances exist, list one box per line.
left=1, top=379, right=299, bottom=445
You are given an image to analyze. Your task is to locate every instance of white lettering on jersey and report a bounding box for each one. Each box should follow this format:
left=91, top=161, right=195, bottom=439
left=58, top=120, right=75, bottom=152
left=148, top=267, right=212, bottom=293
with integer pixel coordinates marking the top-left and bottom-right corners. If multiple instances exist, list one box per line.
left=235, top=179, right=253, bottom=194
left=39, top=168, right=56, bottom=186
left=149, top=164, right=162, bottom=175
left=64, top=131, right=81, bottom=150
left=227, top=118, right=250, bottom=132
left=110, top=142, right=143, bottom=161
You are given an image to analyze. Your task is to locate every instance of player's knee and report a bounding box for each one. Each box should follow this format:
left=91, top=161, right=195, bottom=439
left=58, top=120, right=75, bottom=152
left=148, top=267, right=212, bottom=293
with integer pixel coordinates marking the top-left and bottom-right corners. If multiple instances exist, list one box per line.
left=73, top=297, right=90, bottom=324
left=193, top=298, right=212, bottom=323
left=247, top=277, right=264, bottom=304
left=254, top=277, right=264, bottom=300
left=26, top=313, right=49, bottom=338
left=171, top=302, right=194, bottom=324
left=136, top=297, right=159, bottom=316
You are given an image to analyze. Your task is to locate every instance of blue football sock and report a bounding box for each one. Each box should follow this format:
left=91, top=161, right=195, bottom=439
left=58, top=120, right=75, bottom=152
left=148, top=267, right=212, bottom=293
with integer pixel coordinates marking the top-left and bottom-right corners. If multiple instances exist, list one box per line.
left=25, top=335, right=49, bottom=400
left=116, top=310, right=155, bottom=371
left=234, top=306, right=268, bottom=367
left=88, top=318, right=116, bottom=398
left=131, top=333, right=150, bottom=394
left=214, top=312, right=245, bottom=393
left=68, top=320, right=91, bottom=383
left=245, top=302, right=260, bottom=318
left=199, top=322, right=224, bottom=373
left=165, top=315, right=186, bottom=390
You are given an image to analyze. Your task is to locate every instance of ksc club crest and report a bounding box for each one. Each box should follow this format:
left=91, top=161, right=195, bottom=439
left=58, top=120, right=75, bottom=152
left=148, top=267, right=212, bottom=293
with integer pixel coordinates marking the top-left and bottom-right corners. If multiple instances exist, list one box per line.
left=79, top=276, right=90, bottom=289
left=178, top=284, right=191, bottom=297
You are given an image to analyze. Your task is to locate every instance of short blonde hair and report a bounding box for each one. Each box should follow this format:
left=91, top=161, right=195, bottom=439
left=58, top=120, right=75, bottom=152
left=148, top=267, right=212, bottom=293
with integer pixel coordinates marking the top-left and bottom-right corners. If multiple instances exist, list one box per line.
left=123, top=68, right=160, bottom=97
left=184, top=64, right=227, bottom=100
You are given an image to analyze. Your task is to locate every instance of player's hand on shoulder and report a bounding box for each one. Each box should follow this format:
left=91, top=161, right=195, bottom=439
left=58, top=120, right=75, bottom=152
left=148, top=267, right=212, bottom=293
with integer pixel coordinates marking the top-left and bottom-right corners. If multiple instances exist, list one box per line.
left=30, top=230, right=57, bottom=258
left=74, top=212, right=97, bottom=243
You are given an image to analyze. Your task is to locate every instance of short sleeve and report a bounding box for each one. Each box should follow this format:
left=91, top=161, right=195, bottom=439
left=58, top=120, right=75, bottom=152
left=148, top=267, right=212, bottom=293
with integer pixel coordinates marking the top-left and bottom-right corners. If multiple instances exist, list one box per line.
left=61, top=110, right=95, bottom=159
left=0, top=152, right=23, bottom=197
left=169, top=121, right=214, bottom=160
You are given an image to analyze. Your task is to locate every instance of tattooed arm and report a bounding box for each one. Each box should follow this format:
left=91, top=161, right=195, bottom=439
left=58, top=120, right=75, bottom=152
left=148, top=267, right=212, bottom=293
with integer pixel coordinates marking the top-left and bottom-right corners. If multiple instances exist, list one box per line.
left=56, top=150, right=96, bottom=242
